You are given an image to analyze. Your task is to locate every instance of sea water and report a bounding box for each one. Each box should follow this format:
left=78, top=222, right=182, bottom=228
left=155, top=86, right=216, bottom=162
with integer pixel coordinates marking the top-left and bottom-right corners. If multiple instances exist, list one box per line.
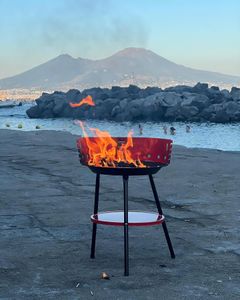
left=0, top=103, right=239, bottom=151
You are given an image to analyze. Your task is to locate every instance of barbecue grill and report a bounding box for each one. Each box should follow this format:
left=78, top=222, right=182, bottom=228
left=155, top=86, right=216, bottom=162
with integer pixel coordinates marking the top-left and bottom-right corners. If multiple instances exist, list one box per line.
left=77, top=137, right=175, bottom=276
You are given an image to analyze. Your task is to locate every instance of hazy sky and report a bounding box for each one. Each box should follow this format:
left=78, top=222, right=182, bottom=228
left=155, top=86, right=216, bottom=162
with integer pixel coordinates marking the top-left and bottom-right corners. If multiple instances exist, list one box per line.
left=0, top=0, right=239, bottom=79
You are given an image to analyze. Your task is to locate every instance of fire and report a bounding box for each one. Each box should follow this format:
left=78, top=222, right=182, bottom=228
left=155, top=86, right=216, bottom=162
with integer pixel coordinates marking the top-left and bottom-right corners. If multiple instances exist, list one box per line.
left=69, top=95, right=95, bottom=108
left=78, top=121, right=146, bottom=168
left=70, top=96, right=145, bottom=168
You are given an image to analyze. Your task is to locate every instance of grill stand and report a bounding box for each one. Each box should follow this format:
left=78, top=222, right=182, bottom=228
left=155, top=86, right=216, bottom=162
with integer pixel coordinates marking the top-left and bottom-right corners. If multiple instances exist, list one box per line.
left=90, top=173, right=100, bottom=259
left=90, top=173, right=175, bottom=276
left=123, top=175, right=129, bottom=276
left=149, top=174, right=175, bottom=259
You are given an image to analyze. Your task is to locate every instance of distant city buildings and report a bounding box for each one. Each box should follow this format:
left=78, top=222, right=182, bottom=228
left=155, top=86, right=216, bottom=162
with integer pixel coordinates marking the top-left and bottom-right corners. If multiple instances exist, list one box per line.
left=0, top=89, right=50, bottom=101
left=0, top=81, right=237, bottom=102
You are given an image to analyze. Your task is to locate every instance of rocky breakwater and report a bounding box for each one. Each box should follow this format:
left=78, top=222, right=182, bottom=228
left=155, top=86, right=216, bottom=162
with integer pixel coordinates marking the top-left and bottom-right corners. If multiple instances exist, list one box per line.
left=27, top=83, right=240, bottom=123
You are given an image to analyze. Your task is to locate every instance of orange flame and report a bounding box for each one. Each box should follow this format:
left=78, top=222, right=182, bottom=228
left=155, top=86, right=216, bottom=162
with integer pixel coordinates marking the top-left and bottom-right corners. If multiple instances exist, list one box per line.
left=69, top=95, right=95, bottom=108
left=78, top=121, right=146, bottom=168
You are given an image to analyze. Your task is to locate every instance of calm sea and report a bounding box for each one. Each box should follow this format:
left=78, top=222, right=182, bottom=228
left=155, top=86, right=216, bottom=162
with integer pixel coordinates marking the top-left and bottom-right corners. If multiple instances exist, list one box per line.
left=0, top=103, right=239, bottom=151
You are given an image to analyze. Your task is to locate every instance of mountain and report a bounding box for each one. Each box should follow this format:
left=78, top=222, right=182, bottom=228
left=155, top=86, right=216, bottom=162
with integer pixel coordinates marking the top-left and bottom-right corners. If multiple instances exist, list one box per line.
left=0, top=54, right=91, bottom=89
left=0, top=48, right=239, bottom=90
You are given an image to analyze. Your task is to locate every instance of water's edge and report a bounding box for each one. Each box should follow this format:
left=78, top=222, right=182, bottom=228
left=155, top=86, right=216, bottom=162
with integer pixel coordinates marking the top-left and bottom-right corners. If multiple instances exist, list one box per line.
left=0, top=104, right=240, bottom=151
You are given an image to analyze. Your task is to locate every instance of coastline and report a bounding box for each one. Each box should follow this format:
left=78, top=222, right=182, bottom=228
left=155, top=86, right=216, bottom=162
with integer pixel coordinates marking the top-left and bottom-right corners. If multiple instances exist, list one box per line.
left=1, top=103, right=240, bottom=152
left=0, top=127, right=240, bottom=153
left=0, top=129, right=239, bottom=299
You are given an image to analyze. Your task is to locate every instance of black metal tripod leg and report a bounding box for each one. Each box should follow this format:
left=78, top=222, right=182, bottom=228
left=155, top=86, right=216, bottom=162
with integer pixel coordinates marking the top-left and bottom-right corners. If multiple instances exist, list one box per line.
left=90, top=173, right=100, bottom=259
left=149, top=174, right=175, bottom=259
left=162, top=222, right=175, bottom=258
left=123, top=175, right=129, bottom=276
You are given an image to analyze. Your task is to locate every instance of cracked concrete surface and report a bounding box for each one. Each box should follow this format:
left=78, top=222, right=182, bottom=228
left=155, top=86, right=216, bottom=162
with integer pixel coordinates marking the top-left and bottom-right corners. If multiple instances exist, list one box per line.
left=0, top=129, right=239, bottom=299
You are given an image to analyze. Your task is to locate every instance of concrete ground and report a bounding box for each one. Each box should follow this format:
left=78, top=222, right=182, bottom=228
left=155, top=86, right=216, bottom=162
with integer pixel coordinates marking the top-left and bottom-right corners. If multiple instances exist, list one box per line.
left=0, top=129, right=239, bottom=300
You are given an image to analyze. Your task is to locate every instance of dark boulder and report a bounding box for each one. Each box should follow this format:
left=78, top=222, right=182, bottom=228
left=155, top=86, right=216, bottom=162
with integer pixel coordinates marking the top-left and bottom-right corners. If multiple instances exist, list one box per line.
left=160, top=92, right=182, bottom=107
left=180, top=105, right=199, bottom=119
left=221, top=89, right=232, bottom=100
left=164, top=106, right=180, bottom=120
left=126, top=85, right=141, bottom=99
left=223, top=101, right=240, bottom=121
left=230, top=87, right=240, bottom=101
left=65, top=89, right=82, bottom=102
left=110, top=86, right=129, bottom=99
left=210, top=86, right=220, bottom=91
left=181, top=93, right=210, bottom=110
left=192, top=82, right=209, bottom=93
left=141, top=95, right=165, bottom=121
left=26, top=84, right=240, bottom=123
left=81, top=87, right=110, bottom=102
left=164, top=85, right=194, bottom=94
left=210, top=110, right=230, bottom=123
left=26, top=105, right=41, bottom=118
left=139, top=86, right=162, bottom=98
left=200, top=103, right=222, bottom=120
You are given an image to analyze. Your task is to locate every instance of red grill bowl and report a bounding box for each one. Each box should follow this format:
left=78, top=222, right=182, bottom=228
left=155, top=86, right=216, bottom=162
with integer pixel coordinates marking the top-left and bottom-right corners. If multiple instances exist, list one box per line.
left=77, top=137, right=173, bottom=176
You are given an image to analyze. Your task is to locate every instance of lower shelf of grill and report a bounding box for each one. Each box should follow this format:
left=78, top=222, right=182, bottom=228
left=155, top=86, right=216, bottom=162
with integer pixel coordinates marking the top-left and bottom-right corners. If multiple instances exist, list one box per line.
left=91, top=211, right=164, bottom=226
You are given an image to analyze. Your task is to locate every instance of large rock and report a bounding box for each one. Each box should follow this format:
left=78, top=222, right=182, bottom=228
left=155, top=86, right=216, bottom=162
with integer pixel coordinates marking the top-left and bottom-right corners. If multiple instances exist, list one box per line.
left=230, top=87, right=240, bottom=101
left=108, top=86, right=129, bottom=99
left=26, top=105, right=41, bottom=118
left=52, top=101, right=65, bottom=116
left=223, top=101, right=240, bottom=121
left=94, top=98, right=120, bottom=120
left=192, top=83, right=225, bottom=104
left=139, top=86, right=162, bottom=98
left=192, top=82, right=209, bottom=92
left=65, top=89, right=82, bottom=101
left=126, top=85, right=142, bottom=99
left=181, top=93, right=210, bottom=110
left=210, top=110, right=230, bottom=123
left=164, top=85, right=194, bottom=94
left=161, top=92, right=182, bottom=107
left=221, top=89, right=232, bottom=100
left=164, top=106, right=180, bottom=120
left=81, top=87, right=109, bottom=101
left=35, top=92, right=53, bottom=110
left=26, top=84, right=240, bottom=123
left=180, top=105, right=199, bottom=119
left=207, top=87, right=225, bottom=103
left=200, top=103, right=223, bottom=120
left=200, top=101, right=240, bottom=123
left=111, top=98, right=140, bottom=121
left=142, top=95, right=165, bottom=120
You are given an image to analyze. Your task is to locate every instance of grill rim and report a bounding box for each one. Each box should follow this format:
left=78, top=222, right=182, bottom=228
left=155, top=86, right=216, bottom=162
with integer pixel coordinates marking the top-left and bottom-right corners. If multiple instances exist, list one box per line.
left=77, top=136, right=173, bottom=175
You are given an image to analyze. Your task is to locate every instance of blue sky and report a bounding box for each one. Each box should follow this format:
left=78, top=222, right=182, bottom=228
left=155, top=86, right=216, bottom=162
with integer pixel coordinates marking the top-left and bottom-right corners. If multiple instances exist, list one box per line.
left=0, top=0, right=239, bottom=79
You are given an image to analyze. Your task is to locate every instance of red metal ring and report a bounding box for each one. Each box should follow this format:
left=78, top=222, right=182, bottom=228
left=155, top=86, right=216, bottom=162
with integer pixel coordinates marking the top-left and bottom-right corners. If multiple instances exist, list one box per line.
left=91, top=211, right=165, bottom=227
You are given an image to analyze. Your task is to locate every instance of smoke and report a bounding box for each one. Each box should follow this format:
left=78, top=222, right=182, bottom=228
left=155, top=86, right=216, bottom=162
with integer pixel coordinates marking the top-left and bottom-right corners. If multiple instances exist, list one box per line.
left=35, top=0, right=150, bottom=58
left=0, top=0, right=150, bottom=78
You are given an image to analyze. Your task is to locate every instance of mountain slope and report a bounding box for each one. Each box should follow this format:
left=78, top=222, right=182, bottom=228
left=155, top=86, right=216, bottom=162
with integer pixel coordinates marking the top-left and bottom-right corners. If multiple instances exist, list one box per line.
left=0, top=48, right=239, bottom=89
left=0, top=54, right=92, bottom=89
